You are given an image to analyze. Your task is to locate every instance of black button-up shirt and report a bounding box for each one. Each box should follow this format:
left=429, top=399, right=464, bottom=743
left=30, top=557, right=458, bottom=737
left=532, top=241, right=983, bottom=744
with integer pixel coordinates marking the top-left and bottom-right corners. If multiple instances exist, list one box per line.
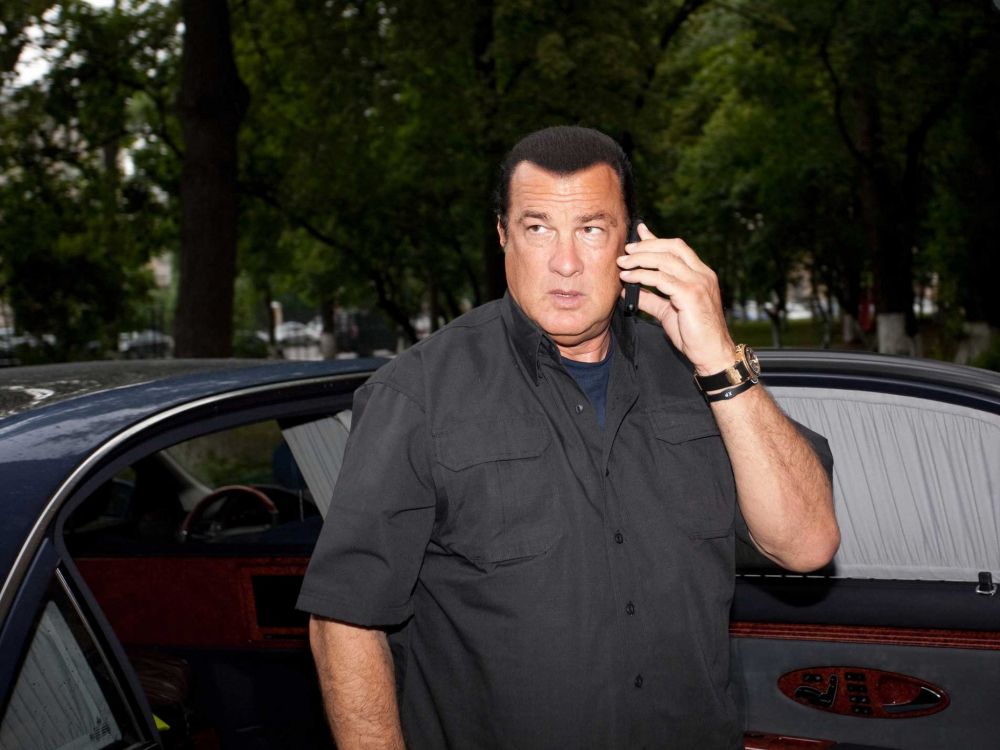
left=298, top=294, right=833, bottom=749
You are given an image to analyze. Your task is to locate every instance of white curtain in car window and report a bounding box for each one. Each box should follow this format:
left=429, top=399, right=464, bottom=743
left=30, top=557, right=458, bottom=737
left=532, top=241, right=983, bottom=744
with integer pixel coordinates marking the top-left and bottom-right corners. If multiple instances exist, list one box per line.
left=0, top=601, right=123, bottom=750
left=771, top=386, right=1000, bottom=582
left=282, top=410, right=353, bottom=519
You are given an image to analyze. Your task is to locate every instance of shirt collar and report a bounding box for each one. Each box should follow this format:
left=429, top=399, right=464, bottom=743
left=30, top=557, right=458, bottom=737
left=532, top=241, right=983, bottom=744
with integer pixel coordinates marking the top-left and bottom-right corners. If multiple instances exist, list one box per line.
left=501, top=292, right=638, bottom=385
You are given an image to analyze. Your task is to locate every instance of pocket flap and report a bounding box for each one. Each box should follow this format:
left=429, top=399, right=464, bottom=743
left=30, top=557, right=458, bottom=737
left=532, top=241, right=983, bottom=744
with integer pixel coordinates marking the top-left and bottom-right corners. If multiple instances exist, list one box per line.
left=435, top=414, right=551, bottom=471
left=649, top=406, right=720, bottom=444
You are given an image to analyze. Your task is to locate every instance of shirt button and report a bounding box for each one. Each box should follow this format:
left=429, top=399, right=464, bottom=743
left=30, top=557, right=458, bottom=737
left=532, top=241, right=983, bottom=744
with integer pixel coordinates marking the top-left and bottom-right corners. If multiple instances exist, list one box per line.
left=625, top=601, right=636, bottom=615
left=575, top=404, right=584, bottom=414
left=614, top=532, right=624, bottom=544
left=634, top=674, right=644, bottom=688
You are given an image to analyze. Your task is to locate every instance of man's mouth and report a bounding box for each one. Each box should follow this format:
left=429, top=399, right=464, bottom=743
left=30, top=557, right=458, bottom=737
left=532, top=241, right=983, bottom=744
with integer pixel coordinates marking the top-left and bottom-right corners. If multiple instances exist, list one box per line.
left=550, top=290, right=583, bottom=298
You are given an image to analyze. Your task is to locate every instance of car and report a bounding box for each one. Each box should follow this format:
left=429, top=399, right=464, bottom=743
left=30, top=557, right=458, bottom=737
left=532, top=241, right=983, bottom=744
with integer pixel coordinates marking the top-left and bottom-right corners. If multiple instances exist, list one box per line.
left=0, top=352, right=997, bottom=750
left=119, top=330, right=175, bottom=359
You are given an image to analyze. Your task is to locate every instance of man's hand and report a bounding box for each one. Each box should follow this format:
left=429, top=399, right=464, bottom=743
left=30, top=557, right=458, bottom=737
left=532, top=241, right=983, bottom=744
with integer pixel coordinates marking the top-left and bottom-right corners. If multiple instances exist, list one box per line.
left=617, top=222, right=839, bottom=572
left=616, top=222, right=736, bottom=376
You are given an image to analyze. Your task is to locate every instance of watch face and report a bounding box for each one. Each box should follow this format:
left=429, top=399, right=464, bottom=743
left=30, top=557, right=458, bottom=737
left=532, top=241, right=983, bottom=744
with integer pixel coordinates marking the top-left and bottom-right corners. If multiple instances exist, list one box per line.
left=743, top=345, right=761, bottom=376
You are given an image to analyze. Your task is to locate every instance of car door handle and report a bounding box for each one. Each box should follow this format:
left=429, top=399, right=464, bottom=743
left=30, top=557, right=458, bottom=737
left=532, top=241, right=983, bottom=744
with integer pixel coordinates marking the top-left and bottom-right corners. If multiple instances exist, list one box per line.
left=794, top=675, right=838, bottom=707
left=882, top=685, right=944, bottom=715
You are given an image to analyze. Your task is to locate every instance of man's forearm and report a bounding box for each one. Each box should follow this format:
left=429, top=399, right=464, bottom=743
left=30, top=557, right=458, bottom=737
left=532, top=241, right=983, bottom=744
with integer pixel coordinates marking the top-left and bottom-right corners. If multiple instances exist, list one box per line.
left=309, top=616, right=405, bottom=750
left=711, top=385, right=839, bottom=572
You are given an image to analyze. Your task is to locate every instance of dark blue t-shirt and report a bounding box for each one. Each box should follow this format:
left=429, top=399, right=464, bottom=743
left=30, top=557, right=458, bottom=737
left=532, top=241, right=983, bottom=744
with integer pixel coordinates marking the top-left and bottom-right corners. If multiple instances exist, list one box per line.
left=562, top=345, right=614, bottom=428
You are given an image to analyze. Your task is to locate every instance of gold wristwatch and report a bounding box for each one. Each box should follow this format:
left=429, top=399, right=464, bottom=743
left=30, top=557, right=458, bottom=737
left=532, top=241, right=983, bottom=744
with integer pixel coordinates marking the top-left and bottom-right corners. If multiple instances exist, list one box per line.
left=694, top=344, right=761, bottom=402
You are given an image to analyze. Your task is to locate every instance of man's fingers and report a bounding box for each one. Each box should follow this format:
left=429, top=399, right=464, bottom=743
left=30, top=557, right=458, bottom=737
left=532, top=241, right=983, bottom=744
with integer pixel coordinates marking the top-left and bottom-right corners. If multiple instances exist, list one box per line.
left=617, top=253, right=703, bottom=293
left=618, top=266, right=687, bottom=299
left=636, top=221, right=658, bottom=242
left=637, top=286, right=671, bottom=317
left=624, top=235, right=711, bottom=276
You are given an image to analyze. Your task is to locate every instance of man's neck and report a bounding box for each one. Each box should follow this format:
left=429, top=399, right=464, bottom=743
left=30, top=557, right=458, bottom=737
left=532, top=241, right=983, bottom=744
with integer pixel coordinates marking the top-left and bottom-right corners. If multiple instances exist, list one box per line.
left=557, top=327, right=613, bottom=363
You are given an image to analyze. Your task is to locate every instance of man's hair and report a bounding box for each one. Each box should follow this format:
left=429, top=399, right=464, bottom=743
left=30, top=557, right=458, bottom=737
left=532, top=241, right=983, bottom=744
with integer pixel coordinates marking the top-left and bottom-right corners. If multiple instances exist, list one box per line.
left=494, top=125, right=636, bottom=232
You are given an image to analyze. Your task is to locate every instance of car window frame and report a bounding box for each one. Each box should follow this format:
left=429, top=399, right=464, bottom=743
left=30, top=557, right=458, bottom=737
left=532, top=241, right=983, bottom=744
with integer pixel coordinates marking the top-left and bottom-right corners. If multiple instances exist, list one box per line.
left=0, top=550, right=157, bottom=750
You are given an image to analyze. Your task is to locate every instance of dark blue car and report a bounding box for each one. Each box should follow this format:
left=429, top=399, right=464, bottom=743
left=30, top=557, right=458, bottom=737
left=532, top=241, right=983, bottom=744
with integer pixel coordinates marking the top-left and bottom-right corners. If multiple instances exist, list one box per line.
left=0, top=354, right=997, bottom=750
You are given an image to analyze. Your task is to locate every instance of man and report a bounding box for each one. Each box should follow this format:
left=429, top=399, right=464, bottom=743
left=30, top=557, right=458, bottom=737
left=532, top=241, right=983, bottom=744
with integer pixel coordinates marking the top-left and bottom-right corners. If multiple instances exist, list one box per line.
left=297, top=126, right=839, bottom=749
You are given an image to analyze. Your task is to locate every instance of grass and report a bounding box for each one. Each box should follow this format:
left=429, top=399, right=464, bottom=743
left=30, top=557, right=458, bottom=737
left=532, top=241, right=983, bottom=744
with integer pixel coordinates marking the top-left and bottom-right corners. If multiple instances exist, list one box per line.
left=727, top=316, right=1000, bottom=373
left=729, top=319, right=840, bottom=349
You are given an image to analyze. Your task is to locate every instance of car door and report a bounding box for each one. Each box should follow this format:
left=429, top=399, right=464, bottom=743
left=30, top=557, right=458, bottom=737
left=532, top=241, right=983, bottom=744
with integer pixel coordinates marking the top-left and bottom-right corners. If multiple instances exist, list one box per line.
left=0, top=543, right=161, bottom=750
left=733, top=356, right=1000, bottom=749
left=1, top=364, right=373, bottom=750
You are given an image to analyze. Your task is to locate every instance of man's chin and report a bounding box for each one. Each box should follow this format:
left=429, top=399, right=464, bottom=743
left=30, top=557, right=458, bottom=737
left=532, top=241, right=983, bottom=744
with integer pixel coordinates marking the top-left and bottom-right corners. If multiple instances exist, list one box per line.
left=543, top=320, right=611, bottom=349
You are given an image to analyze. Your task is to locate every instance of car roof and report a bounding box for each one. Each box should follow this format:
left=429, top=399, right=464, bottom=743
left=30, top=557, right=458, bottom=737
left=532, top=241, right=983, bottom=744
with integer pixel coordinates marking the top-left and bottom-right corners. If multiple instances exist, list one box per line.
left=0, top=359, right=271, bottom=417
left=0, top=358, right=384, bottom=586
left=758, top=349, right=1000, bottom=405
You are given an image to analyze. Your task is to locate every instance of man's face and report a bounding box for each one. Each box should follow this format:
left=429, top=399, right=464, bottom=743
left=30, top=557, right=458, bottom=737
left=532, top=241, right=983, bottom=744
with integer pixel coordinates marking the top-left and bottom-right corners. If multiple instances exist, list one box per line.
left=499, top=161, right=628, bottom=352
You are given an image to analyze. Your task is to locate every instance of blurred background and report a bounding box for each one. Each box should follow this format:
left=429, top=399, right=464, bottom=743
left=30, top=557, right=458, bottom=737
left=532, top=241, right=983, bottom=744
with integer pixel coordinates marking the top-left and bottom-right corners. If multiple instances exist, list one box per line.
left=1, top=0, right=998, bottom=368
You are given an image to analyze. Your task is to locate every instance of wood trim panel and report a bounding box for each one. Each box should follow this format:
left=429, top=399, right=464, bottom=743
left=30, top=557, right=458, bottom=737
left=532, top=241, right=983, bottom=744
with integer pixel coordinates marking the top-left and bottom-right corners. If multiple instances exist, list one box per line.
left=731, top=621, right=1000, bottom=650
left=76, top=556, right=310, bottom=650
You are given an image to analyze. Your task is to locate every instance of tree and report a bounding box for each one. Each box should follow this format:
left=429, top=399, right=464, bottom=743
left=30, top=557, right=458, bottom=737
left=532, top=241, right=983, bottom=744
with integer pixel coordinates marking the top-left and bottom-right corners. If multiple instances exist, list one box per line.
left=924, top=34, right=1000, bottom=362
left=172, top=0, right=248, bottom=357
left=800, top=0, right=990, bottom=353
left=226, top=0, right=712, bottom=346
left=0, top=1, right=176, bottom=359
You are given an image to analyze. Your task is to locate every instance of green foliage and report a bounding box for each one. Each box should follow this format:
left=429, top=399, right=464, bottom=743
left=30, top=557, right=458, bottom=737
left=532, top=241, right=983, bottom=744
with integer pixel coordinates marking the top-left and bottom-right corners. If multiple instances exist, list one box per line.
left=2, top=0, right=998, bottom=362
left=972, top=336, right=1000, bottom=374
left=0, top=0, right=180, bottom=358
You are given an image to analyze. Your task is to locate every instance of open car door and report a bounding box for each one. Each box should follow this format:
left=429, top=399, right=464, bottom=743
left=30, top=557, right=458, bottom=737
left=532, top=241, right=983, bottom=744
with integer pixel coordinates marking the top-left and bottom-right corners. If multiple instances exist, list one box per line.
left=733, top=357, right=1000, bottom=750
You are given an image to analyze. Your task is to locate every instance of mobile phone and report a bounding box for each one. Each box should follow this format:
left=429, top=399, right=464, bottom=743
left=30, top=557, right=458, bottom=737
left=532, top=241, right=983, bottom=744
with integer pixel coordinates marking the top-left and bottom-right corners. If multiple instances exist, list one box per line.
left=623, top=218, right=641, bottom=316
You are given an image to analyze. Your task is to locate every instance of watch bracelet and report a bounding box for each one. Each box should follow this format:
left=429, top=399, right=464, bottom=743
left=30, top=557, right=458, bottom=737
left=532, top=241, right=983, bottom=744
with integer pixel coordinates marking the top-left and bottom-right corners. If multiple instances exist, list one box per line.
left=695, top=359, right=750, bottom=392
left=704, top=377, right=758, bottom=403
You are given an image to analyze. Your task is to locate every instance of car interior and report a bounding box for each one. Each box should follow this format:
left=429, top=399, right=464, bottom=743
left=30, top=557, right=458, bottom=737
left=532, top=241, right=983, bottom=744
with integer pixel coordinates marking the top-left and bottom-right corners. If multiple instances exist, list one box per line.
left=62, top=415, right=349, bottom=749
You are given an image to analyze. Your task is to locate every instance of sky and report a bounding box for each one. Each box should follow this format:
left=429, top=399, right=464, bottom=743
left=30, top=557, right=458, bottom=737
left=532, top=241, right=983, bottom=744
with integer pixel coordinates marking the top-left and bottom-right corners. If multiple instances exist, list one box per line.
left=14, top=0, right=116, bottom=85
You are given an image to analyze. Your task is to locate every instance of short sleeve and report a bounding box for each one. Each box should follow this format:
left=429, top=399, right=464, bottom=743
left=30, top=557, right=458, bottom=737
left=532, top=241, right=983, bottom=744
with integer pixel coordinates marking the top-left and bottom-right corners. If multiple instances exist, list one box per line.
left=296, top=380, right=436, bottom=626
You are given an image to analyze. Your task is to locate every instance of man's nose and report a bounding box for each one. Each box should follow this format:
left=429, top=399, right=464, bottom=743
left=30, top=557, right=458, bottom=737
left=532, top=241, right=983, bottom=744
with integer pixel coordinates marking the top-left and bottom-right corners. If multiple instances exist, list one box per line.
left=549, top=233, right=584, bottom=277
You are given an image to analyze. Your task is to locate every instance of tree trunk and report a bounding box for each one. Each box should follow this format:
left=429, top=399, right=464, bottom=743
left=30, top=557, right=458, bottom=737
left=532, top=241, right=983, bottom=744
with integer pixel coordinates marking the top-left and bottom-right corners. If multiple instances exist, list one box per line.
left=173, top=0, right=249, bottom=357
left=471, top=0, right=507, bottom=303
left=954, top=322, right=994, bottom=366
left=876, top=313, right=913, bottom=356
left=841, top=313, right=869, bottom=347
left=849, top=84, right=916, bottom=354
left=320, top=296, right=337, bottom=360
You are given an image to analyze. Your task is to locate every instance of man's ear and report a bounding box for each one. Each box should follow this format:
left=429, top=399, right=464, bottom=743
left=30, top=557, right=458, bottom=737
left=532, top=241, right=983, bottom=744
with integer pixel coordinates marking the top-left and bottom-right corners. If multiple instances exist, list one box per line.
left=496, top=218, right=507, bottom=249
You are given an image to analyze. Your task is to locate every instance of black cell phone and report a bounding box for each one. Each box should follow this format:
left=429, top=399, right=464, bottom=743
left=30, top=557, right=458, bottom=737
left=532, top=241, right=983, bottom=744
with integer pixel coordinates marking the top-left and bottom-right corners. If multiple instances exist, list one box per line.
left=623, top=218, right=641, bottom=316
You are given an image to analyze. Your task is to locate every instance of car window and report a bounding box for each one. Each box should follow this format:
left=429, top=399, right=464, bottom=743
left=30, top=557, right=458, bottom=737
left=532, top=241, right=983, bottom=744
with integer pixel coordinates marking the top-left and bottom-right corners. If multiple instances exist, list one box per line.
left=768, top=386, right=1000, bottom=582
left=64, top=418, right=321, bottom=551
left=164, top=421, right=283, bottom=487
left=0, top=576, right=140, bottom=750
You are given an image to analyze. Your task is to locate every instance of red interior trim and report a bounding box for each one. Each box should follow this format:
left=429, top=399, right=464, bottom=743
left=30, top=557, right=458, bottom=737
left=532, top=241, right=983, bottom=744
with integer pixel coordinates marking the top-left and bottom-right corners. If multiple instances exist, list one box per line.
left=731, top=621, right=1000, bottom=650
left=76, top=556, right=310, bottom=650
left=743, top=733, right=834, bottom=750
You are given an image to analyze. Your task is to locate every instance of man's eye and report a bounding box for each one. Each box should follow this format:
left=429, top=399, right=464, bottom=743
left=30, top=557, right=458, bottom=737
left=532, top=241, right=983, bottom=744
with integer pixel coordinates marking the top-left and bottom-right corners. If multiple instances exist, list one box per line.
left=582, top=226, right=604, bottom=235
left=526, top=225, right=547, bottom=234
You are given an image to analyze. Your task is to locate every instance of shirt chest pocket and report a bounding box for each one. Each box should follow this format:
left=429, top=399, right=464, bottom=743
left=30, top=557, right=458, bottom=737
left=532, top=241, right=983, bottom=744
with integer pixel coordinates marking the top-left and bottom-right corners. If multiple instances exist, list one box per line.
left=433, top=414, right=562, bottom=566
left=648, top=406, right=736, bottom=539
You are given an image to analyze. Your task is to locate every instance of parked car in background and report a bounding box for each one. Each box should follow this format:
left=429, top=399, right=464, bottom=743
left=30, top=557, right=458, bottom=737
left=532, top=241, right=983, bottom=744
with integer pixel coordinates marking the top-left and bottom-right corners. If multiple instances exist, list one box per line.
left=274, top=320, right=322, bottom=361
left=0, top=329, right=14, bottom=367
left=119, top=330, right=175, bottom=359
left=0, top=329, right=57, bottom=367
left=0, top=352, right=997, bottom=749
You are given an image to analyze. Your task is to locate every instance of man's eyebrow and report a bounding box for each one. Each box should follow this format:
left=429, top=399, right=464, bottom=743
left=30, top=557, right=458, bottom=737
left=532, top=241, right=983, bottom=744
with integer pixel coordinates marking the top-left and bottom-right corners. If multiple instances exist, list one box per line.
left=517, top=210, right=550, bottom=223
left=577, top=212, right=617, bottom=225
